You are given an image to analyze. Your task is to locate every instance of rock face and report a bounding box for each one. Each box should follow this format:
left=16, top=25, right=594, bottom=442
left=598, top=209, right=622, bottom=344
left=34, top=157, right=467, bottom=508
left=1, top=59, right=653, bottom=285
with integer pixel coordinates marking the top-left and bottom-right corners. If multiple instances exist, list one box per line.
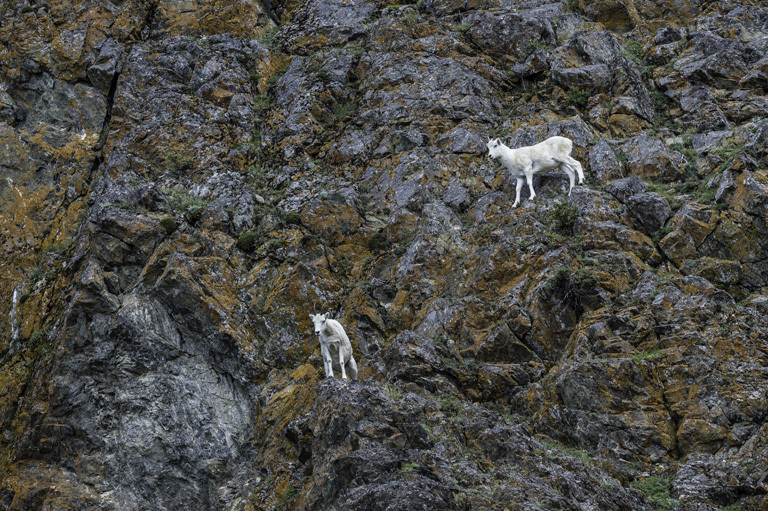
left=1, top=0, right=768, bottom=510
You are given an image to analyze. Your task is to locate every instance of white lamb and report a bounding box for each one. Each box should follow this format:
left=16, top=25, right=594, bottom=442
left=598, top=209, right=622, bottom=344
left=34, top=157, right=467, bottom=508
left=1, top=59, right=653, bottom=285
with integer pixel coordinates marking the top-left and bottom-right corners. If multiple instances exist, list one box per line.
left=487, top=136, right=585, bottom=207
left=309, top=313, right=358, bottom=380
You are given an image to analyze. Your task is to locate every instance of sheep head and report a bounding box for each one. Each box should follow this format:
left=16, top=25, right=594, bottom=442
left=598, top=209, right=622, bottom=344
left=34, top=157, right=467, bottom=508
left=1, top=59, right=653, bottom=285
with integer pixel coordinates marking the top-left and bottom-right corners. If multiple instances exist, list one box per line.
left=309, top=313, right=327, bottom=336
left=487, top=138, right=503, bottom=159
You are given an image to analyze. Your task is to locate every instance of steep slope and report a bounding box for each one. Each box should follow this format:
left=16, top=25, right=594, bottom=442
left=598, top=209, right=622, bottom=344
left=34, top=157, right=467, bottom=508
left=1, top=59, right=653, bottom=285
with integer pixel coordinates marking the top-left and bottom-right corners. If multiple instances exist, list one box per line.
left=1, top=0, right=767, bottom=509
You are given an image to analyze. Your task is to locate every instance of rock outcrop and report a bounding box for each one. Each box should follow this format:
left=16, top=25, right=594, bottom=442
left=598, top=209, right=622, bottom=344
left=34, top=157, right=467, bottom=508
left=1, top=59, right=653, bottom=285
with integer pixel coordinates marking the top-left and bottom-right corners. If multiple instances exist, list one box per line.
left=1, top=0, right=767, bottom=510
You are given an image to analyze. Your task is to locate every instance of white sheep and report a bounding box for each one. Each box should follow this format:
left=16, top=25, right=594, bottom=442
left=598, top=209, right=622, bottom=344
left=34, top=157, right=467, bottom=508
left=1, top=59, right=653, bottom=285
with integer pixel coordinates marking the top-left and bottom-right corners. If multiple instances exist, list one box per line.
left=487, top=136, right=585, bottom=207
left=309, top=313, right=358, bottom=380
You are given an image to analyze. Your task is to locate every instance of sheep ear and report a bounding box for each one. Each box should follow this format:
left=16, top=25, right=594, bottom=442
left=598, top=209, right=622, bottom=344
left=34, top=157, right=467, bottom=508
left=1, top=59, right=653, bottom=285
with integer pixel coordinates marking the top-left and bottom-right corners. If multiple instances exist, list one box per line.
left=309, top=314, right=315, bottom=320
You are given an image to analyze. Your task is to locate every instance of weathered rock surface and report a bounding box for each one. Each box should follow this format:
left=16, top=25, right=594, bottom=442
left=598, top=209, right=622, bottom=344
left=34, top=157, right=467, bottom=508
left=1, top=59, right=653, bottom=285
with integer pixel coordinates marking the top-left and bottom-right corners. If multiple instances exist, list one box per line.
left=2, top=0, right=768, bottom=510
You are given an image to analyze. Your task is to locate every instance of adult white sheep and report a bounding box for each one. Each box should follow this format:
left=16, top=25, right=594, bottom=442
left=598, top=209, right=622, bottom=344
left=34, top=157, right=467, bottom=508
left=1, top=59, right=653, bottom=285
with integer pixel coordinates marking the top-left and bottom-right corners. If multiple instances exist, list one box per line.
left=309, top=313, right=358, bottom=380
left=487, top=136, right=585, bottom=207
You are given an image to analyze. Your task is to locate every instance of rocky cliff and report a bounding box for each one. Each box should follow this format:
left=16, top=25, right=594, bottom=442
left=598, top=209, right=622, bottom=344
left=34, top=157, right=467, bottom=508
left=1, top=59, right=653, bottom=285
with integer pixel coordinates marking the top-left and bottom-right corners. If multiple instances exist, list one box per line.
left=1, top=0, right=768, bottom=509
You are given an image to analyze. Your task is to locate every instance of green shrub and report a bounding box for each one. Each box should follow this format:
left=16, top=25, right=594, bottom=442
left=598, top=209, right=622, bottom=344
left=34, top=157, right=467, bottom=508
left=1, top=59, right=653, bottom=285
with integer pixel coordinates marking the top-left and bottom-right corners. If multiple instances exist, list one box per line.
left=258, top=26, right=279, bottom=49
left=284, top=211, right=302, bottom=225
left=159, top=216, right=177, bottom=233
left=622, top=39, right=645, bottom=64
left=263, top=238, right=286, bottom=252
left=632, top=349, right=667, bottom=362
left=45, top=243, right=70, bottom=255
left=546, top=267, right=572, bottom=295
left=333, top=100, right=357, bottom=120
left=252, top=95, right=273, bottom=121
left=166, top=190, right=211, bottom=222
left=29, top=329, right=47, bottom=344
left=29, top=329, right=52, bottom=361
left=549, top=201, right=579, bottom=235
left=567, top=87, right=591, bottom=108
left=367, top=232, right=390, bottom=254
left=29, top=267, right=46, bottom=282
left=400, top=462, right=419, bottom=473
left=530, top=40, right=553, bottom=52
left=438, top=394, right=465, bottom=416
left=236, top=231, right=260, bottom=252
left=248, top=129, right=263, bottom=158
left=564, top=0, right=583, bottom=14
left=631, top=475, right=682, bottom=510
left=164, top=152, right=193, bottom=173
left=546, top=267, right=598, bottom=314
left=570, top=268, right=597, bottom=295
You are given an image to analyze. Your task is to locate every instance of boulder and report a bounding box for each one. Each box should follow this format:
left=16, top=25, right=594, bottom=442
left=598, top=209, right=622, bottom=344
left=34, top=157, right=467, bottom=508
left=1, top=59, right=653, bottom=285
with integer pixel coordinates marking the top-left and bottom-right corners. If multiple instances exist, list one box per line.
left=621, top=136, right=687, bottom=182
left=626, top=192, right=671, bottom=236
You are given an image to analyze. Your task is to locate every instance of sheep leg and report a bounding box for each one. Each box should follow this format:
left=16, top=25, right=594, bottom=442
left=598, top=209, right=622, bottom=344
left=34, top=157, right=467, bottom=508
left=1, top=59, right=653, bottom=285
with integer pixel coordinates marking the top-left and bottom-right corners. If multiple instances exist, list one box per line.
left=525, top=166, right=536, bottom=202
left=567, top=156, right=584, bottom=184
left=513, top=176, right=524, bottom=207
left=561, top=163, right=576, bottom=195
left=346, top=356, right=358, bottom=380
left=339, top=349, right=347, bottom=380
left=321, top=342, right=333, bottom=378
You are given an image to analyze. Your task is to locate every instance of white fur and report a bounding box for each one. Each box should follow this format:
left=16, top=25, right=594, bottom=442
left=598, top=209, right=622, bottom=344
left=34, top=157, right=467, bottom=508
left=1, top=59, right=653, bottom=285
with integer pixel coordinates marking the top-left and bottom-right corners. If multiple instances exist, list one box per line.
left=309, top=313, right=358, bottom=380
left=487, top=136, right=585, bottom=207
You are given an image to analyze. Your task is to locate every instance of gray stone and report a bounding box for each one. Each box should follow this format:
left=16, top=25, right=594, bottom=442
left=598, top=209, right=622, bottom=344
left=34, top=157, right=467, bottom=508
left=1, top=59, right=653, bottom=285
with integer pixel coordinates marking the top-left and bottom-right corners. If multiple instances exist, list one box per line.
left=678, top=86, right=731, bottom=132
left=437, top=126, right=486, bottom=154
left=626, top=192, right=672, bottom=236
left=590, top=139, right=625, bottom=184
left=460, top=7, right=558, bottom=61
left=631, top=270, right=659, bottom=304
left=383, top=330, right=458, bottom=392
left=87, top=38, right=125, bottom=93
left=677, top=32, right=749, bottom=87
left=283, top=0, right=375, bottom=51
left=421, top=202, right=462, bottom=235
left=621, top=135, right=686, bottom=182
left=654, top=26, right=686, bottom=45
left=443, top=179, right=470, bottom=211
left=746, top=121, right=768, bottom=159
left=608, top=174, right=648, bottom=202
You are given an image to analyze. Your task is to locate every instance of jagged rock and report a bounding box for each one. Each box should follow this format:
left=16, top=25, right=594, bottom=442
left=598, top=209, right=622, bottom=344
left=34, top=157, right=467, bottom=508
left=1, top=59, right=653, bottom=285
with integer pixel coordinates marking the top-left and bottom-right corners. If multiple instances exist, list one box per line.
left=691, top=129, right=732, bottom=153
left=87, top=38, right=125, bottom=93
left=437, top=126, right=486, bottom=154
left=661, top=170, right=768, bottom=295
left=630, top=270, right=659, bottom=304
left=621, top=135, right=686, bottom=182
left=654, top=26, right=686, bottom=45
left=677, top=85, right=731, bottom=132
left=550, top=30, right=653, bottom=125
left=677, top=32, right=750, bottom=87
left=608, top=174, right=648, bottom=202
left=383, top=330, right=458, bottom=393
left=3, top=0, right=768, bottom=510
left=747, top=121, right=768, bottom=159
left=470, top=323, right=537, bottom=364
left=578, top=0, right=641, bottom=31
left=460, top=5, right=559, bottom=63
left=281, top=0, right=375, bottom=52
left=420, top=202, right=462, bottom=235
left=626, top=192, right=671, bottom=236
left=442, top=179, right=470, bottom=211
